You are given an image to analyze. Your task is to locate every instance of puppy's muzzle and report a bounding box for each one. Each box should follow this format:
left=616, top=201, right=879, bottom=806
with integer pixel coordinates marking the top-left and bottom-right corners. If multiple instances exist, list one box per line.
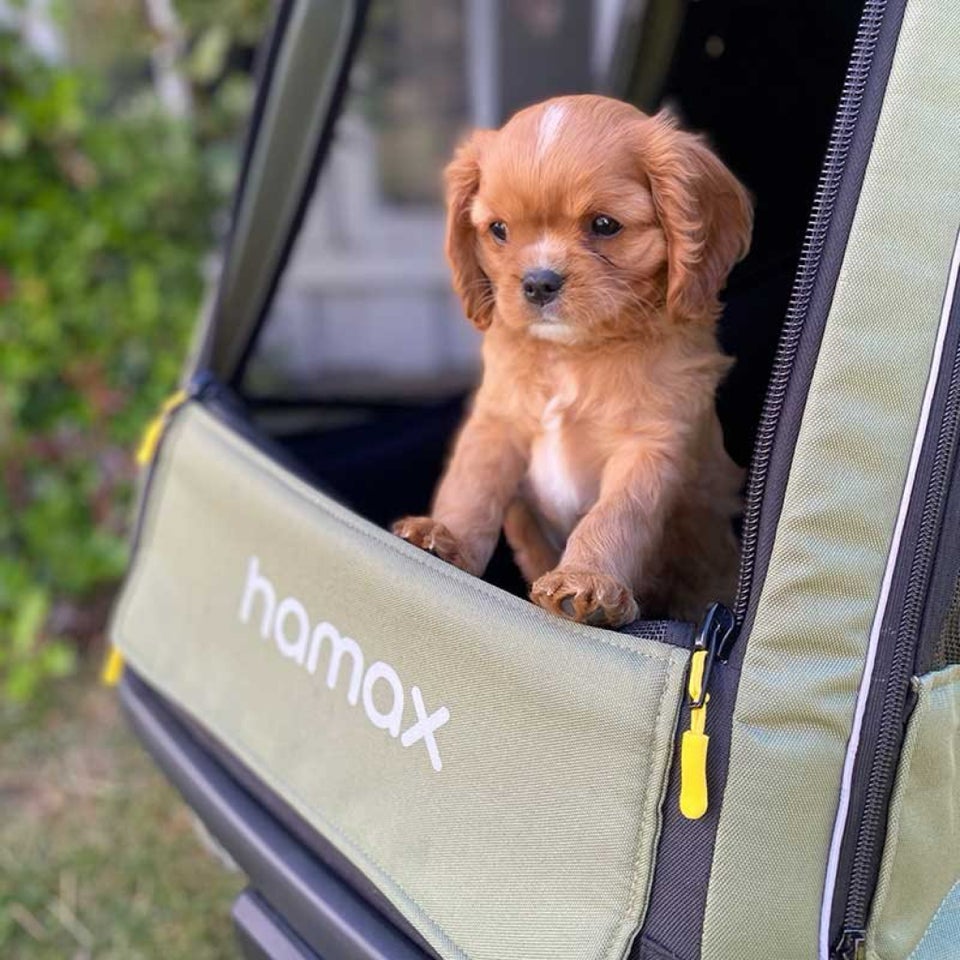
left=522, top=268, right=564, bottom=307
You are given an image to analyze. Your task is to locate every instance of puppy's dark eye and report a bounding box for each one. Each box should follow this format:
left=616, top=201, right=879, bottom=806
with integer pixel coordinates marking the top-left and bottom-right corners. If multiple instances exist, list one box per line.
left=489, top=221, right=508, bottom=243
left=590, top=215, right=622, bottom=237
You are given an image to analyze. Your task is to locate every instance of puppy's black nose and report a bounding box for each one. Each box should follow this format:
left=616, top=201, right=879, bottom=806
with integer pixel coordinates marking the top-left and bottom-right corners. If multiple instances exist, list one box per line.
left=522, top=268, right=564, bottom=306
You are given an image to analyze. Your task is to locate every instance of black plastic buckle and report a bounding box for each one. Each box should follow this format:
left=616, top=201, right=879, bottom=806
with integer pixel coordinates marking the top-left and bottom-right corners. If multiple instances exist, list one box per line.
left=690, top=602, right=736, bottom=709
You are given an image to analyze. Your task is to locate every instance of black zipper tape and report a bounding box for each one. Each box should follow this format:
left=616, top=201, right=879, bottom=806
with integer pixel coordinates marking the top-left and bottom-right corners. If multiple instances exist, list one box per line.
left=831, top=238, right=960, bottom=954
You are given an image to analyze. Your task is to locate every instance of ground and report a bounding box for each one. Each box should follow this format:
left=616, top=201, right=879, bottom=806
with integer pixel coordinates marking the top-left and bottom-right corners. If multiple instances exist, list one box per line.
left=0, top=661, right=244, bottom=959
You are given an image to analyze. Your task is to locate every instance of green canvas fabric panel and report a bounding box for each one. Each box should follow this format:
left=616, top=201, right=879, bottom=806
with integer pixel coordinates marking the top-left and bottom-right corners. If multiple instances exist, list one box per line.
left=111, top=405, right=688, bottom=960
left=701, top=1, right=960, bottom=957
left=866, top=665, right=960, bottom=960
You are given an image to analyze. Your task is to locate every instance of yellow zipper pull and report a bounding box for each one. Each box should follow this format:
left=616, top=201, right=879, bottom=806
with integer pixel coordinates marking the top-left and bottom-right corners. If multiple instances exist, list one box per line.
left=679, top=603, right=736, bottom=820
left=101, top=645, right=125, bottom=687
left=105, top=383, right=200, bottom=688
left=680, top=649, right=710, bottom=819
left=136, top=388, right=189, bottom=467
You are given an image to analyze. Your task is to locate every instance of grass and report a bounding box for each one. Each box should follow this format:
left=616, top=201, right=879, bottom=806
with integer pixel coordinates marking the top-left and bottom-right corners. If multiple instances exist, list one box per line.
left=0, top=659, right=245, bottom=959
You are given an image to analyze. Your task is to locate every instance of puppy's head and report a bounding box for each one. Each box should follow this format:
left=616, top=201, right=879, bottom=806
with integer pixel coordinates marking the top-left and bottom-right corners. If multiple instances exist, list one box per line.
left=444, top=95, right=752, bottom=342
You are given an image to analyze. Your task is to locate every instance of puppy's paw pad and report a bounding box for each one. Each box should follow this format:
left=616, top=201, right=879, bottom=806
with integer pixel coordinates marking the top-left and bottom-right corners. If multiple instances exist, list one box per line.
left=531, top=570, right=638, bottom=628
left=392, top=517, right=468, bottom=571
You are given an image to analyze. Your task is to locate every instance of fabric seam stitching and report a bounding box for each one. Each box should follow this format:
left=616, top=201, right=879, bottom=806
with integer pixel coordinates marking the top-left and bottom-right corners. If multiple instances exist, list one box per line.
left=187, top=405, right=688, bottom=664
left=604, top=663, right=682, bottom=960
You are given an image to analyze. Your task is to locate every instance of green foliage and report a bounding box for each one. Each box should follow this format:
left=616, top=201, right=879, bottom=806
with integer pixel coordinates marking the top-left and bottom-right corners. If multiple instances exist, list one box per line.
left=178, top=0, right=273, bottom=195
left=176, top=0, right=272, bottom=48
left=0, top=23, right=233, bottom=703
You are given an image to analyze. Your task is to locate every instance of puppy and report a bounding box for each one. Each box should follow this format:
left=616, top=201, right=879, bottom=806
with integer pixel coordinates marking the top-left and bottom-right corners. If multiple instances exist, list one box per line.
left=394, top=95, right=751, bottom=627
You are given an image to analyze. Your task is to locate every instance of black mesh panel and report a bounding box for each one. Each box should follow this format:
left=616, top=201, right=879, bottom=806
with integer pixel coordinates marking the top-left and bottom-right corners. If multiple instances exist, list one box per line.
left=932, top=573, right=960, bottom=669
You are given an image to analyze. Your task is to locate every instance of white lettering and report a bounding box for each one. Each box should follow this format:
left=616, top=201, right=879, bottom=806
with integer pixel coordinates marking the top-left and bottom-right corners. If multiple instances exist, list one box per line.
left=400, top=686, right=450, bottom=772
left=308, top=621, right=363, bottom=706
left=274, top=597, right=309, bottom=664
left=238, top=557, right=448, bottom=771
left=362, top=661, right=405, bottom=738
left=240, top=556, right=275, bottom=639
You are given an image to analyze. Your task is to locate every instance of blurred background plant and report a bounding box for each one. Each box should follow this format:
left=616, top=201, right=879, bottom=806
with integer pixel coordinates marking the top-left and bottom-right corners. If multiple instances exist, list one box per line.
left=0, top=0, right=272, bottom=704
left=1, top=2, right=275, bottom=953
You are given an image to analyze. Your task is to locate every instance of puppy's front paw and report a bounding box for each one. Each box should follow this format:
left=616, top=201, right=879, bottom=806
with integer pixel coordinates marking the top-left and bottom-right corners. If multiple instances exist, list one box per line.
left=392, top=517, right=470, bottom=572
left=531, top=569, right=639, bottom=627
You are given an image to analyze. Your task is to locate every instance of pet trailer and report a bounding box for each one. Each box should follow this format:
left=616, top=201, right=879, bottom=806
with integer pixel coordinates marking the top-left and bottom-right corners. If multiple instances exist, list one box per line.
left=107, top=1, right=960, bottom=958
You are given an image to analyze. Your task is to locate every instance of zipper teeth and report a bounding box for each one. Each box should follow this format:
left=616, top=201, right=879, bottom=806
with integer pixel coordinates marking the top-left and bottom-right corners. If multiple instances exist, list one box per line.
left=843, top=342, right=960, bottom=930
left=733, top=0, right=887, bottom=624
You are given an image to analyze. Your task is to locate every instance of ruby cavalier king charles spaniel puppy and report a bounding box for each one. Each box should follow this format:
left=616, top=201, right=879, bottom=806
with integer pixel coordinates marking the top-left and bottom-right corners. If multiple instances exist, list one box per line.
left=394, top=95, right=752, bottom=627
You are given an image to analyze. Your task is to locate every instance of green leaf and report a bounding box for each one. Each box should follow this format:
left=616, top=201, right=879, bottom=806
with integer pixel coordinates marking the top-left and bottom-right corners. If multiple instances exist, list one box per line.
left=11, top=588, right=49, bottom=654
left=188, top=25, right=230, bottom=84
left=0, top=118, right=28, bottom=157
left=40, top=641, right=77, bottom=678
left=5, top=662, right=43, bottom=704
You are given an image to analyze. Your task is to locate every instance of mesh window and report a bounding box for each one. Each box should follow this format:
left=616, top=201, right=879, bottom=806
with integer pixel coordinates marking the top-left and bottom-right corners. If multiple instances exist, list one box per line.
left=932, top=572, right=960, bottom=670
left=918, top=452, right=960, bottom=675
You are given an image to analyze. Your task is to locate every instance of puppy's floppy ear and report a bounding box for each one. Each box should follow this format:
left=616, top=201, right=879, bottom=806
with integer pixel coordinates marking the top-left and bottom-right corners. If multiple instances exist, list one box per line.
left=640, top=111, right=753, bottom=323
left=444, top=130, right=495, bottom=330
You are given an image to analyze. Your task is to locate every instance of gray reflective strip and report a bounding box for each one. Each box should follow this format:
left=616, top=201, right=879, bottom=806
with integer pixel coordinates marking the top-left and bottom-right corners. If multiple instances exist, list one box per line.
left=818, top=226, right=960, bottom=960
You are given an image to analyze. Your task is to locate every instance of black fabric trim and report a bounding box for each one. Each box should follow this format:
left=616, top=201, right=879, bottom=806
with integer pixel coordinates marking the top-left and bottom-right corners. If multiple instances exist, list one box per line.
left=637, top=2, right=909, bottom=957
left=227, top=0, right=371, bottom=389
left=633, top=661, right=740, bottom=960
left=232, top=890, right=323, bottom=960
left=635, top=934, right=689, bottom=960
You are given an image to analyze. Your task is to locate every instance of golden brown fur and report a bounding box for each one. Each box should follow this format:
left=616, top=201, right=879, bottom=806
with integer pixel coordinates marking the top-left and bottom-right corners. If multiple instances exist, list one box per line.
left=394, top=95, right=752, bottom=626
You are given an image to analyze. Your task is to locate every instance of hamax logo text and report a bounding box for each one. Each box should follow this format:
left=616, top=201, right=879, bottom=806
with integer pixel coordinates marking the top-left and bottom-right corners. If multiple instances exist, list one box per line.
left=239, top=556, right=450, bottom=772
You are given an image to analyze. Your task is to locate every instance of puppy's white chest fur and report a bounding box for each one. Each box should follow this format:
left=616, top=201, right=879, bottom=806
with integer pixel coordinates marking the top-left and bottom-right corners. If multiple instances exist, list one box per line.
left=528, top=388, right=596, bottom=539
